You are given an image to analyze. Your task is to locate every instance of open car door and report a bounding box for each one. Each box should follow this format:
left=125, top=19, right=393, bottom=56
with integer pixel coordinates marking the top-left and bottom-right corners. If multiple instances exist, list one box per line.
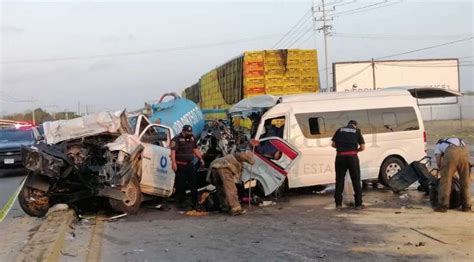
left=139, top=124, right=175, bottom=198
left=241, top=137, right=301, bottom=196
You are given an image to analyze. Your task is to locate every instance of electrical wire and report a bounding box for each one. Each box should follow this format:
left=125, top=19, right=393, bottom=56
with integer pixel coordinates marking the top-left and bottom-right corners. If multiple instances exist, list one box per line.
left=376, top=37, right=474, bottom=59
left=331, top=1, right=388, bottom=16
left=332, top=33, right=473, bottom=40
left=278, top=18, right=313, bottom=48
left=332, top=1, right=401, bottom=17
left=287, top=25, right=315, bottom=48
left=1, top=33, right=285, bottom=65
left=272, top=8, right=312, bottom=49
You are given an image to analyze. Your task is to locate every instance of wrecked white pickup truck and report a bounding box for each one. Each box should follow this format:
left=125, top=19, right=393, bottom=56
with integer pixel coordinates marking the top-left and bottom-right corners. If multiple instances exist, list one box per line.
left=19, top=110, right=176, bottom=217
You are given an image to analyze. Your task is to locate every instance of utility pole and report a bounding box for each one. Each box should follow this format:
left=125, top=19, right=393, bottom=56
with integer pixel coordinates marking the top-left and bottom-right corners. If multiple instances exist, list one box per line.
left=31, top=106, right=36, bottom=126
left=314, top=0, right=333, bottom=92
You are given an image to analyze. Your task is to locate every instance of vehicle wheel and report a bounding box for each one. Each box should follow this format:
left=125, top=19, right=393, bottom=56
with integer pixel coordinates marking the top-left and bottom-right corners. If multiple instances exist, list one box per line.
left=379, top=157, right=406, bottom=186
left=18, top=177, right=51, bottom=217
left=109, top=176, right=142, bottom=214
left=272, top=178, right=288, bottom=199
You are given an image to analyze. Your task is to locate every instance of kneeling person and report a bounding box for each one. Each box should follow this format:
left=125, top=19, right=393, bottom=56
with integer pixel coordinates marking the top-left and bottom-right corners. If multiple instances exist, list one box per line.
left=207, top=152, right=255, bottom=216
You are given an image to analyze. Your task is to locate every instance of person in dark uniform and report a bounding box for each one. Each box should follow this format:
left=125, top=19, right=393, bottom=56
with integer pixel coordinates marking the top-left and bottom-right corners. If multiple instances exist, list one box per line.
left=331, top=120, right=366, bottom=210
left=171, top=125, right=205, bottom=209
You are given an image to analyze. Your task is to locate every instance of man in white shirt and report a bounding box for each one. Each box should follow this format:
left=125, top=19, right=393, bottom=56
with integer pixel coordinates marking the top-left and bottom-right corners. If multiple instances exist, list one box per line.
left=433, top=138, right=471, bottom=212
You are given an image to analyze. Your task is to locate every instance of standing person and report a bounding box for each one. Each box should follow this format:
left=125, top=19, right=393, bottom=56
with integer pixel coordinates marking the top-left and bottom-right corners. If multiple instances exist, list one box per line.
left=206, top=151, right=255, bottom=216
left=331, top=120, right=366, bottom=210
left=434, top=138, right=471, bottom=212
left=171, top=125, right=205, bottom=210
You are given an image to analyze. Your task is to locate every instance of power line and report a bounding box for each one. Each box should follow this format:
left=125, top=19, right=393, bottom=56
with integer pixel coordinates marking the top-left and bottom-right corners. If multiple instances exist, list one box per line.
left=331, top=1, right=388, bottom=16
left=288, top=26, right=314, bottom=47
left=376, top=37, right=474, bottom=60
left=1, top=33, right=285, bottom=65
left=279, top=16, right=313, bottom=48
left=333, top=1, right=401, bottom=17
left=332, top=33, right=473, bottom=40
left=272, top=9, right=312, bottom=49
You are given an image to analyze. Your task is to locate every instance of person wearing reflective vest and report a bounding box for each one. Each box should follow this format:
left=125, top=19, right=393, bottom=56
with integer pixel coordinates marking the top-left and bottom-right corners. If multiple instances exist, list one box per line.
left=331, top=120, right=366, bottom=210
left=434, top=137, right=471, bottom=212
left=171, top=125, right=205, bottom=210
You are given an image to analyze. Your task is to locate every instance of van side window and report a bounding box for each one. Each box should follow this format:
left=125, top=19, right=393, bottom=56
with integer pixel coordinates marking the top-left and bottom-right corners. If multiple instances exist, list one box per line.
left=382, top=112, right=397, bottom=131
left=368, top=107, right=419, bottom=133
left=261, top=117, right=285, bottom=139
left=308, top=117, right=325, bottom=134
left=296, top=107, right=419, bottom=139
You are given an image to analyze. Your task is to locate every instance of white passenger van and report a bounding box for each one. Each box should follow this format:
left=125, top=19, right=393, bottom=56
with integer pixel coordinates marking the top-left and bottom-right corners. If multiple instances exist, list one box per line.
left=232, top=87, right=461, bottom=195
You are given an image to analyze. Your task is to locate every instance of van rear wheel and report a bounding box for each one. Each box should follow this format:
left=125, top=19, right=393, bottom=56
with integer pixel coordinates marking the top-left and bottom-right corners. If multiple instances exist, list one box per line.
left=379, top=157, right=406, bottom=187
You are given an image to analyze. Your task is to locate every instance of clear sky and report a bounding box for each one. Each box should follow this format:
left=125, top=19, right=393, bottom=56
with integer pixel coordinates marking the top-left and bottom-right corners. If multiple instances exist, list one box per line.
left=1, top=0, right=473, bottom=115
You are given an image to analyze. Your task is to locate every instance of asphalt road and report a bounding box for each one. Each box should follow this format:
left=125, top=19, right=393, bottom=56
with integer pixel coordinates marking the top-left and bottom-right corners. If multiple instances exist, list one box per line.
left=0, top=170, right=27, bottom=219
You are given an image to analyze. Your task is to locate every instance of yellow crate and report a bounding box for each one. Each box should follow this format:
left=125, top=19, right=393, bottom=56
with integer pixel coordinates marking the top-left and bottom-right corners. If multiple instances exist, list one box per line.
left=244, top=86, right=265, bottom=96
left=244, top=51, right=264, bottom=62
left=301, top=76, right=318, bottom=84
left=300, top=67, right=318, bottom=77
left=286, top=68, right=302, bottom=77
left=285, top=76, right=301, bottom=84
left=265, top=76, right=286, bottom=86
left=264, top=60, right=285, bottom=70
left=284, top=84, right=302, bottom=94
left=244, top=78, right=265, bottom=86
left=264, top=68, right=286, bottom=76
left=301, top=83, right=319, bottom=93
left=300, top=49, right=317, bottom=59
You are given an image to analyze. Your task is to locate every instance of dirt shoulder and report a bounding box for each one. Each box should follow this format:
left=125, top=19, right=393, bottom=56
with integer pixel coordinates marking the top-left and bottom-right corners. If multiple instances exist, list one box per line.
left=424, top=120, right=474, bottom=145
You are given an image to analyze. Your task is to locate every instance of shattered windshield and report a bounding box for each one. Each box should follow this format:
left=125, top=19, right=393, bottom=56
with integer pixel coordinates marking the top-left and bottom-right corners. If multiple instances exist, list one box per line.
left=128, top=116, right=138, bottom=134
left=0, top=128, right=34, bottom=142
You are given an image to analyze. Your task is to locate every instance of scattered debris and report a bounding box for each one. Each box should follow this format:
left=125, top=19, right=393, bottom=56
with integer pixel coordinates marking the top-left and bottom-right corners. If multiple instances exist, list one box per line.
left=404, top=242, right=413, bottom=246
left=60, top=251, right=77, bottom=257
left=399, top=194, right=409, bottom=201
left=133, top=249, right=145, bottom=252
left=46, top=204, right=69, bottom=216
left=109, top=213, right=127, bottom=221
left=410, top=227, right=448, bottom=244
left=415, top=241, right=426, bottom=247
left=190, top=234, right=195, bottom=238
left=185, top=210, right=208, bottom=217
left=406, top=205, right=422, bottom=210
left=395, top=211, right=402, bottom=214
left=259, top=201, right=276, bottom=207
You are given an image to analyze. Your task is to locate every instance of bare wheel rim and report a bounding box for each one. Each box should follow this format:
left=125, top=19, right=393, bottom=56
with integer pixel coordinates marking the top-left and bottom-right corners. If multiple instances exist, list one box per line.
left=385, top=163, right=401, bottom=179
left=122, top=183, right=138, bottom=206
left=24, top=187, right=49, bottom=210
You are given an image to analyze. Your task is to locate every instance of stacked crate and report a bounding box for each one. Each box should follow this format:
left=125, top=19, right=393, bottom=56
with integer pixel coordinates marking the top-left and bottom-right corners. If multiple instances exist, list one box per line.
left=243, top=51, right=265, bottom=97
left=199, top=69, right=228, bottom=120
left=182, top=49, right=320, bottom=126
left=289, top=49, right=319, bottom=93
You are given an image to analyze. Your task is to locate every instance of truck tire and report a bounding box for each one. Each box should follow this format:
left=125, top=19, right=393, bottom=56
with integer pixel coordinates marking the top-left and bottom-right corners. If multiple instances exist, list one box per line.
left=18, top=176, right=51, bottom=217
left=379, top=157, right=406, bottom=187
left=109, top=176, right=142, bottom=215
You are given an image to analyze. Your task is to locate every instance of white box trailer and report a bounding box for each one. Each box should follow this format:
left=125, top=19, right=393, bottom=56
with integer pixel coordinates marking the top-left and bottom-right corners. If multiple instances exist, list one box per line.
left=333, top=58, right=460, bottom=105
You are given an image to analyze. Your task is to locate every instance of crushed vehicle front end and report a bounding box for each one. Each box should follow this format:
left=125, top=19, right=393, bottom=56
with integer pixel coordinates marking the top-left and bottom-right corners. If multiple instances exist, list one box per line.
left=19, top=110, right=143, bottom=217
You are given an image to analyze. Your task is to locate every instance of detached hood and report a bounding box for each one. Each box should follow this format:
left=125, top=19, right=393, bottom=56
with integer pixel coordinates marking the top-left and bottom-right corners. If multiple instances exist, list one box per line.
left=43, top=110, right=129, bottom=144
left=229, top=95, right=280, bottom=117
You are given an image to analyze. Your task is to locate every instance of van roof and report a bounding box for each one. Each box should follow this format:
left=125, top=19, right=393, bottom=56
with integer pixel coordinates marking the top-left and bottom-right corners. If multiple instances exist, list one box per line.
left=279, top=89, right=411, bottom=104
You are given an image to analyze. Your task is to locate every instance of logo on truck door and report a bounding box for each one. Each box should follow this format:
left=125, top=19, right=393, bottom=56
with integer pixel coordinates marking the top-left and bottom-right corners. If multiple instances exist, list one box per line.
left=157, top=156, right=168, bottom=174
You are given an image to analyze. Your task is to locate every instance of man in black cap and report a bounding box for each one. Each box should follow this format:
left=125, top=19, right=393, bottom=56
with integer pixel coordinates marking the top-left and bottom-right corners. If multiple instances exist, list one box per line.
left=331, top=120, right=366, bottom=210
left=171, top=125, right=205, bottom=209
